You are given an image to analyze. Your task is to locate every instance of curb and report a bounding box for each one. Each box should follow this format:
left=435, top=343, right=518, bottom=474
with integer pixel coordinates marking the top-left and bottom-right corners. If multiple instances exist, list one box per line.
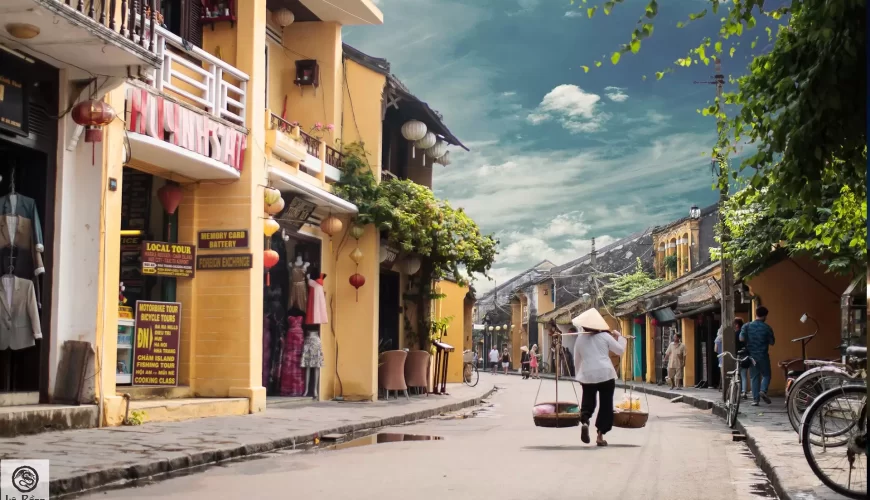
left=52, top=385, right=496, bottom=498
left=616, top=382, right=799, bottom=500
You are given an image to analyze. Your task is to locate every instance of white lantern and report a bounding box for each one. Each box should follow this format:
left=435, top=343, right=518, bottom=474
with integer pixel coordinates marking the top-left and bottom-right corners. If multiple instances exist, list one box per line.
left=401, top=120, right=427, bottom=158
left=403, top=255, right=422, bottom=276
left=435, top=150, right=451, bottom=166
left=272, top=8, right=295, bottom=27
left=414, top=132, right=436, bottom=151
left=425, top=140, right=447, bottom=159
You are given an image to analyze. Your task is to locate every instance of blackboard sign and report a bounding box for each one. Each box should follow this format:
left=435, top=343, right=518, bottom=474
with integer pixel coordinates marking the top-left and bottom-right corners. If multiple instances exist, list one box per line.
left=0, top=54, right=29, bottom=137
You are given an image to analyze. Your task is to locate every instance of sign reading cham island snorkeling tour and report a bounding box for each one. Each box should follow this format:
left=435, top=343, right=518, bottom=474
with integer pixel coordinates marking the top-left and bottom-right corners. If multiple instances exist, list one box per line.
left=133, top=301, right=181, bottom=386
left=140, top=241, right=196, bottom=278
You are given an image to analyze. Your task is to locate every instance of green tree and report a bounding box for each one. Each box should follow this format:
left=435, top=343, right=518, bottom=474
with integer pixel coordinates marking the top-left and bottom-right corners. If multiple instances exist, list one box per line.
left=601, top=258, right=668, bottom=306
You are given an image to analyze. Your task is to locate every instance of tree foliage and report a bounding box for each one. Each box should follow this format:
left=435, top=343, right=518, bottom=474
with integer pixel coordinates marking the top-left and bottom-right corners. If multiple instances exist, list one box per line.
left=600, top=258, right=668, bottom=306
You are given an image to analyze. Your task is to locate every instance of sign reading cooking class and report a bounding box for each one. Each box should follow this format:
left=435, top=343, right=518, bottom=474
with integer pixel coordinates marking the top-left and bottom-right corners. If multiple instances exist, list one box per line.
left=197, top=229, right=248, bottom=249
left=125, top=87, right=247, bottom=172
left=140, top=240, right=196, bottom=278
left=132, top=301, right=181, bottom=386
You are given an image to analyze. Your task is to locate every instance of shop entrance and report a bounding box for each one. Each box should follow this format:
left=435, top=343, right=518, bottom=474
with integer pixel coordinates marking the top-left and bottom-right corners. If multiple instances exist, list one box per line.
left=263, top=230, right=323, bottom=397
left=378, top=270, right=400, bottom=351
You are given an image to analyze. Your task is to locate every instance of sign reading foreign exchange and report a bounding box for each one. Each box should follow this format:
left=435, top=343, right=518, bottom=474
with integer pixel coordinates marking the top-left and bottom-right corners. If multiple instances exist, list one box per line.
left=140, top=241, right=196, bottom=278
left=132, top=301, right=181, bottom=386
left=196, top=253, right=253, bottom=270
left=197, top=230, right=248, bottom=249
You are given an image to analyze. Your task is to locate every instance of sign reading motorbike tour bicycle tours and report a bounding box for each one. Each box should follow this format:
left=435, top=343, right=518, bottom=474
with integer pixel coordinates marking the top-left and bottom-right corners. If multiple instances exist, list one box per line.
left=132, top=301, right=181, bottom=386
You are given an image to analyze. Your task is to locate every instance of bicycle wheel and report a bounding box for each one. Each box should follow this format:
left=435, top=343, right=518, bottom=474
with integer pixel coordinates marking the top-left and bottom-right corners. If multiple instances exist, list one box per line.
left=463, top=362, right=479, bottom=387
left=788, top=367, right=856, bottom=435
left=727, top=379, right=741, bottom=429
left=801, top=385, right=867, bottom=499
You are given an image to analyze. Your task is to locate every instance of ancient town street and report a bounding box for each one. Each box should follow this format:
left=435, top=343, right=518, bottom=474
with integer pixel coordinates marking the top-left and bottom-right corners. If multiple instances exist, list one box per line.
left=83, top=374, right=776, bottom=500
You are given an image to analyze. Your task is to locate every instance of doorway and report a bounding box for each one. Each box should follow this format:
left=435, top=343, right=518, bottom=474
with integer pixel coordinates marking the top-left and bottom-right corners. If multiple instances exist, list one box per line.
left=379, top=271, right=400, bottom=351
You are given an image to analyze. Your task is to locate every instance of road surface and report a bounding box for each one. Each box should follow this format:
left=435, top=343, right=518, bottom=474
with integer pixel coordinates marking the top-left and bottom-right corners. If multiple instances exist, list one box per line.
left=82, top=374, right=776, bottom=499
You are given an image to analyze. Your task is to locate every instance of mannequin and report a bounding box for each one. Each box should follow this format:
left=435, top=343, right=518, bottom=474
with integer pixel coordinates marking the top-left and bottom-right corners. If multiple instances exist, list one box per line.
left=279, top=306, right=306, bottom=396
left=301, top=330, right=324, bottom=398
left=306, top=270, right=328, bottom=325
left=288, top=255, right=309, bottom=311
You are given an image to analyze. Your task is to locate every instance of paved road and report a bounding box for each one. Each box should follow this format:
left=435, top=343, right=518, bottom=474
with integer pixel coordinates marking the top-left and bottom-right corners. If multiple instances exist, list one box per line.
left=83, top=374, right=776, bottom=500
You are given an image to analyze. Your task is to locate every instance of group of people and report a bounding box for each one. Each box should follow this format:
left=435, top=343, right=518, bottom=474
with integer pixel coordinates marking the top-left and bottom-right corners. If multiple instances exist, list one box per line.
left=486, top=344, right=543, bottom=379
left=716, top=306, right=776, bottom=406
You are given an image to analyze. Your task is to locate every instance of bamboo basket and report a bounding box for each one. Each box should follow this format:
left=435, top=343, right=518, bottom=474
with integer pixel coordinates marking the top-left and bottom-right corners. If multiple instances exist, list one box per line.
left=613, top=409, right=649, bottom=429
left=533, top=402, right=582, bottom=428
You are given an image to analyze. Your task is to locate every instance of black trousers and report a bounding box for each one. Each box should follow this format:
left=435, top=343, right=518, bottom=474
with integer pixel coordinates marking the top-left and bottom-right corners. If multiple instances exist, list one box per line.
left=580, top=379, right=616, bottom=435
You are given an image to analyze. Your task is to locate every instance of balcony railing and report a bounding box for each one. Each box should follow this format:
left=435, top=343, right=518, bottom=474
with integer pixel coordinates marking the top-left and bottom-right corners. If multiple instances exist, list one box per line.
left=150, top=26, right=248, bottom=125
left=381, top=170, right=398, bottom=183
left=325, top=145, right=343, bottom=169
left=54, top=0, right=159, bottom=50
left=300, top=131, right=320, bottom=157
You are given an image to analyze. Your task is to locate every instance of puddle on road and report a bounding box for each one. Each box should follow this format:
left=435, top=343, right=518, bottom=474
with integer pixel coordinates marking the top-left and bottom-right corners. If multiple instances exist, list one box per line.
left=317, top=433, right=442, bottom=451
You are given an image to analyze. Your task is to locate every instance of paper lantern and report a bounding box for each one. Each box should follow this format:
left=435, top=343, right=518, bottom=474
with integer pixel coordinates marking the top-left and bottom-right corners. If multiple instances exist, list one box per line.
left=264, top=196, right=285, bottom=216
left=435, top=150, right=451, bottom=166
left=403, top=255, right=421, bottom=276
left=349, top=273, right=366, bottom=301
left=349, top=247, right=364, bottom=265
left=425, top=140, right=447, bottom=159
left=651, top=318, right=658, bottom=326
left=320, top=215, right=343, bottom=237
left=272, top=8, right=295, bottom=27
left=401, top=120, right=427, bottom=158
left=414, top=132, right=436, bottom=150
left=264, top=249, right=280, bottom=286
left=634, top=317, right=643, bottom=325
left=157, top=183, right=183, bottom=215
left=264, top=187, right=281, bottom=205
left=264, top=217, right=280, bottom=237
left=71, top=99, right=115, bottom=143
left=349, top=225, right=365, bottom=240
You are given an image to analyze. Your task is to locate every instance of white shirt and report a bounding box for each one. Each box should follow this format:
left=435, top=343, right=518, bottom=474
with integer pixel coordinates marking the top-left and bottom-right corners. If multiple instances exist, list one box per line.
left=572, top=332, right=627, bottom=384
left=488, top=349, right=499, bottom=363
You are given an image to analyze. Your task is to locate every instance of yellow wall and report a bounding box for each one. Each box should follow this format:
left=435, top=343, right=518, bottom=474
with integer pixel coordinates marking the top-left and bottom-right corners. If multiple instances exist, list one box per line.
left=434, top=280, right=470, bottom=383
left=341, top=59, right=386, bottom=173
left=535, top=283, right=554, bottom=351
left=681, top=318, right=696, bottom=386
left=745, top=257, right=852, bottom=395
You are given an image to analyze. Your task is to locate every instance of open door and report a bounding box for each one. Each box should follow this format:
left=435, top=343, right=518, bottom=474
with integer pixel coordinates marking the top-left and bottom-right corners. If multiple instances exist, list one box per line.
left=378, top=271, right=400, bottom=351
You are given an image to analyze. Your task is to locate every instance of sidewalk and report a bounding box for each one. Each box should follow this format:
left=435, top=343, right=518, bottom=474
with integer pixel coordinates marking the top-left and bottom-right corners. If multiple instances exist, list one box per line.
left=0, top=382, right=494, bottom=498
left=616, top=381, right=854, bottom=500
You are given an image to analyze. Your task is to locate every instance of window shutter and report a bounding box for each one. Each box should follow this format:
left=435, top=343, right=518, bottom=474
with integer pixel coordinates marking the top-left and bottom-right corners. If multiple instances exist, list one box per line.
left=182, top=0, right=203, bottom=47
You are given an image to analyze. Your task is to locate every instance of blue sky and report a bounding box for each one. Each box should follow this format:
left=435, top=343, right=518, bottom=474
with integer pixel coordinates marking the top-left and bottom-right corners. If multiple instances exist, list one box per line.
left=345, top=0, right=767, bottom=292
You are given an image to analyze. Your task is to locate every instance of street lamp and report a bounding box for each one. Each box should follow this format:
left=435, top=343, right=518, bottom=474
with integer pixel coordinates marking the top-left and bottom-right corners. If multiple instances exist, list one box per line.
left=690, top=205, right=701, bottom=219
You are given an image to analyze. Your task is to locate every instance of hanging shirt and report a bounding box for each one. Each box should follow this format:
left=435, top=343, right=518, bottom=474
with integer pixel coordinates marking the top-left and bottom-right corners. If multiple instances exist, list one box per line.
left=573, top=332, right=626, bottom=384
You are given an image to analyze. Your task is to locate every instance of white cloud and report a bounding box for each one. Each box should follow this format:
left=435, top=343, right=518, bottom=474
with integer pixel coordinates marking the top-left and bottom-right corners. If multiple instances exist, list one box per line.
left=508, top=0, right=540, bottom=16
left=564, top=10, right=584, bottom=18
left=604, top=86, right=629, bottom=102
left=527, top=84, right=610, bottom=133
left=533, top=212, right=590, bottom=239
left=501, top=91, right=517, bottom=97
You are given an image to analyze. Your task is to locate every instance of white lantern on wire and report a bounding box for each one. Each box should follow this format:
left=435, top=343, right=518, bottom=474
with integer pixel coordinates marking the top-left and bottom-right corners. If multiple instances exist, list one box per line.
left=272, top=8, right=295, bottom=27
left=401, top=120, right=427, bottom=158
left=425, top=140, right=448, bottom=160
left=414, top=132, right=436, bottom=152
left=435, top=150, right=451, bottom=166
left=403, top=255, right=422, bottom=276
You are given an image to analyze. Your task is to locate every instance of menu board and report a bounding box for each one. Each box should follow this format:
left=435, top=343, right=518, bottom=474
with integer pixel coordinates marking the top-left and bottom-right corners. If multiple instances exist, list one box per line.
left=132, top=301, right=181, bottom=386
left=121, top=169, right=152, bottom=230
left=140, top=241, right=196, bottom=278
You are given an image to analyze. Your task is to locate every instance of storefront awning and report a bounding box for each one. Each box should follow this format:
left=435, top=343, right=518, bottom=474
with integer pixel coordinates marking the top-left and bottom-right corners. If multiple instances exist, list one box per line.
left=127, top=132, right=242, bottom=181
left=268, top=167, right=358, bottom=217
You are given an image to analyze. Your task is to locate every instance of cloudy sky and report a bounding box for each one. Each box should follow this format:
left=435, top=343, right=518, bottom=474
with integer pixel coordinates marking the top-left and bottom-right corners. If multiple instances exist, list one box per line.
left=345, top=0, right=762, bottom=292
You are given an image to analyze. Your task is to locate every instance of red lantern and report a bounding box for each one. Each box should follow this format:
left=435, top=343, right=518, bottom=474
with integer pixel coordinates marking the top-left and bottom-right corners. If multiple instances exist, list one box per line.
left=349, top=273, right=366, bottom=302
left=264, top=249, right=280, bottom=286
left=71, top=99, right=116, bottom=164
left=651, top=318, right=658, bottom=327
left=157, top=183, right=184, bottom=236
left=633, top=317, right=643, bottom=325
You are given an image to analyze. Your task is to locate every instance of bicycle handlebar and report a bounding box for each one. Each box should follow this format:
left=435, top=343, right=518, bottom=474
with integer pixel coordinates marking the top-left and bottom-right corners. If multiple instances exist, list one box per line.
left=791, top=334, right=816, bottom=343
left=718, top=351, right=750, bottom=362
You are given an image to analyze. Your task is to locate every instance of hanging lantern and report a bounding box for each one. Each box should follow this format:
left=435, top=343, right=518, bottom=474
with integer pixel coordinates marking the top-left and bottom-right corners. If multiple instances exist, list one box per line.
left=488, top=326, right=494, bottom=331
left=157, top=183, right=183, bottom=215
left=272, top=8, right=295, bottom=27
left=349, top=273, right=366, bottom=301
left=425, top=140, right=448, bottom=159
left=414, top=131, right=436, bottom=151
left=633, top=317, right=643, bottom=325
left=651, top=318, right=658, bottom=326
left=71, top=99, right=116, bottom=143
left=264, top=249, right=280, bottom=286
left=264, top=195, right=285, bottom=216
left=320, top=215, right=343, bottom=237
left=349, top=247, right=364, bottom=265
left=264, top=186, right=281, bottom=205
left=400, top=120, right=427, bottom=158
left=402, top=255, right=421, bottom=276
left=349, top=224, right=365, bottom=240
left=435, top=150, right=451, bottom=166
left=264, top=217, right=280, bottom=238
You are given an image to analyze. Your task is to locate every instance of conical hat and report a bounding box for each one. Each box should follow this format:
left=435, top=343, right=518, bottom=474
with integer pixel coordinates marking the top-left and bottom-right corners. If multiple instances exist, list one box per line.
left=572, top=308, right=610, bottom=331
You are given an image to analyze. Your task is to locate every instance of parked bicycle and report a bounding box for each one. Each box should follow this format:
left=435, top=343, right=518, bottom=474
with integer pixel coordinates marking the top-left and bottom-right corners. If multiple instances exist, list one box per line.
left=718, top=349, right=754, bottom=429
left=787, top=352, right=864, bottom=436
left=462, top=350, right=479, bottom=387
left=799, top=345, right=867, bottom=499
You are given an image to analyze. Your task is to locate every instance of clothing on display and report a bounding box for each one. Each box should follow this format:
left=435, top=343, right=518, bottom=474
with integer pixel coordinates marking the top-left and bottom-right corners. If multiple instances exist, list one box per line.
left=300, top=331, right=324, bottom=368
left=305, top=273, right=328, bottom=325
left=0, top=194, right=45, bottom=251
left=288, top=258, right=309, bottom=312
left=279, top=315, right=306, bottom=396
left=0, top=274, right=42, bottom=350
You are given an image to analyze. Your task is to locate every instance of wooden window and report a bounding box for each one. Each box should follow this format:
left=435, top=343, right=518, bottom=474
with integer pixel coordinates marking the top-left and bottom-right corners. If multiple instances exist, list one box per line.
left=161, top=0, right=203, bottom=47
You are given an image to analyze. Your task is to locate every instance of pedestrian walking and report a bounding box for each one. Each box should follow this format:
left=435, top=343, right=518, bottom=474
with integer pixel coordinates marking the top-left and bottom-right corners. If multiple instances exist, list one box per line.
left=564, top=326, right=578, bottom=377
left=520, top=346, right=531, bottom=379
left=501, top=347, right=512, bottom=375
left=664, top=333, right=686, bottom=389
left=740, top=306, right=775, bottom=406
left=530, top=344, right=540, bottom=379
left=488, top=346, right=499, bottom=374
left=714, top=327, right=723, bottom=389
left=570, top=309, right=627, bottom=447
left=733, top=318, right=748, bottom=398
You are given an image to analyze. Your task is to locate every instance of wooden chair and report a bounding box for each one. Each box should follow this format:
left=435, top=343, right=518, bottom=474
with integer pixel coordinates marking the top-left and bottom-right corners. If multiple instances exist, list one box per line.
left=378, top=350, right=409, bottom=400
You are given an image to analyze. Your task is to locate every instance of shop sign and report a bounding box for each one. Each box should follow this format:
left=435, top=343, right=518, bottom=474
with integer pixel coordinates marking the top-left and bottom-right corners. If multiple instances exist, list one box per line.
left=0, top=62, right=28, bottom=136
left=132, top=301, right=181, bottom=386
left=126, top=87, right=247, bottom=172
left=283, top=195, right=316, bottom=231
left=197, top=229, right=248, bottom=249
left=196, top=253, right=253, bottom=270
left=140, top=240, right=196, bottom=278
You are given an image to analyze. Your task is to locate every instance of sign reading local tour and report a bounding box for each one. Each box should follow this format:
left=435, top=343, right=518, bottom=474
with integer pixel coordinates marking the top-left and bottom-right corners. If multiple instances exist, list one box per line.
left=196, top=253, right=253, bottom=270
left=197, top=230, right=248, bottom=249
left=133, top=301, right=181, bottom=386
left=140, top=240, right=196, bottom=278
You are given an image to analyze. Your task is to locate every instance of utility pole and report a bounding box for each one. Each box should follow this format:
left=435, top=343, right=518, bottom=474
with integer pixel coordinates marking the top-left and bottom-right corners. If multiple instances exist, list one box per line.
left=695, top=58, right=735, bottom=399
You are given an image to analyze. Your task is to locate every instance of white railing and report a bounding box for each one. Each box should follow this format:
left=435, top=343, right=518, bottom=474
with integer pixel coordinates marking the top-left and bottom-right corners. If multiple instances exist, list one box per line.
left=151, top=26, right=248, bottom=126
